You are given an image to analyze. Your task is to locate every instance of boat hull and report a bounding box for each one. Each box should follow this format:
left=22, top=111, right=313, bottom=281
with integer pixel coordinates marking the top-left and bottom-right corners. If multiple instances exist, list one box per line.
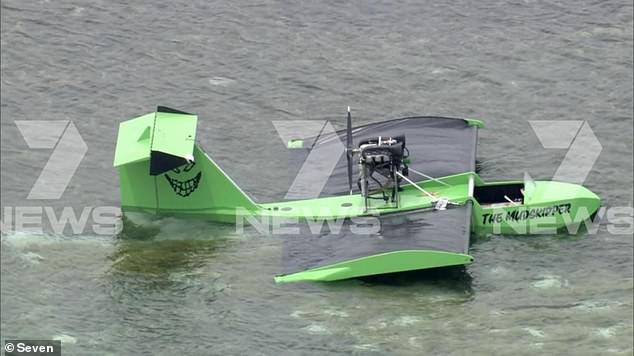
left=471, top=180, right=601, bottom=235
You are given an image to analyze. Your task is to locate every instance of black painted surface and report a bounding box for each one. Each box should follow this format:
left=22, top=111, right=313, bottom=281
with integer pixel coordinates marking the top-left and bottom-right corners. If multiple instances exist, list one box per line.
left=281, top=202, right=472, bottom=274
left=288, top=117, right=478, bottom=198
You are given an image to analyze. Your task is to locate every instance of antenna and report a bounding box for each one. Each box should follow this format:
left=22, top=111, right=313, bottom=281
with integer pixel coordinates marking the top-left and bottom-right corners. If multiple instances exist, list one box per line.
left=346, top=106, right=353, bottom=195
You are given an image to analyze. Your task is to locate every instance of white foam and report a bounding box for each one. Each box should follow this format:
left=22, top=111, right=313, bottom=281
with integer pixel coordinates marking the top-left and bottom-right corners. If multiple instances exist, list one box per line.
left=523, top=327, right=545, bottom=338
left=488, top=328, right=507, bottom=334
left=208, top=77, right=236, bottom=86
left=290, top=310, right=307, bottom=318
left=71, top=7, right=84, bottom=16
left=573, top=300, right=616, bottom=311
left=1, top=232, right=110, bottom=248
left=532, top=275, right=568, bottom=289
left=490, top=266, right=510, bottom=276
left=595, top=327, right=615, bottom=338
left=323, top=309, right=349, bottom=318
left=21, top=251, right=45, bottom=264
left=431, top=67, right=455, bottom=75
left=353, top=344, right=380, bottom=352
left=366, top=319, right=388, bottom=331
left=52, top=334, right=77, bottom=345
left=408, top=337, right=423, bottom=348
left=302, top=324, right=330, bottom=335
left=2, top=232, right=55, bottom=248
left=393, top=316, right=421, bottom=326
left=489, top=310, right=506, bottom=317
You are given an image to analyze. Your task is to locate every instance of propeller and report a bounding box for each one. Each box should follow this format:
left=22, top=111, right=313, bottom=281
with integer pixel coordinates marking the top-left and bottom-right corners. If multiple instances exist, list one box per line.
left=346, top=106, right=353, bottom=195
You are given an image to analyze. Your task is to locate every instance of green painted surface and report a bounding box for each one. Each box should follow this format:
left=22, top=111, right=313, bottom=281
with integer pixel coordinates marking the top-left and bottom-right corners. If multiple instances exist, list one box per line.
left=258, top=172, right=472, bottom=219
left=113, top=110, right=198, bottom=168
left=287, top=139, right=304, bottom=149
left=119, top=144, right=258, bottom=222
left=471, top=180, right=601, bottom=234
left=464, top=118, right=485, bottom=128
left=113, top=113, right=155, bottom=166
left=151, top=111, right=197, bottom=158
left=118, top=160, right=157, bottom=211
left=115, top=109, right=256, bottom=222
left=274, top=250, right=474, bottom=283
left=155, top=144, right=258, bottom=221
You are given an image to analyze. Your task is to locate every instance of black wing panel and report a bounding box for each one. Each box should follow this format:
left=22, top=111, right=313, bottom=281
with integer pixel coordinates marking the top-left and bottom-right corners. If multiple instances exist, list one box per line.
left=280, top=203, right=472, bottom=275
left=288, top=117, right=478, bottom=198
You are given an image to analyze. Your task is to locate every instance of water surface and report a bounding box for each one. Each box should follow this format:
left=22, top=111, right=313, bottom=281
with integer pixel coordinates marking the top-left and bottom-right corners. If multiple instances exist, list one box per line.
left=1, top=0, right=632, bottom=354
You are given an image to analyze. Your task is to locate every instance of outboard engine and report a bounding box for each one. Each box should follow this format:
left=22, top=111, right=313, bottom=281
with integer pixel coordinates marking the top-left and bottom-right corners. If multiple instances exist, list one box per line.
left=357, top=135, right=409, bottom=210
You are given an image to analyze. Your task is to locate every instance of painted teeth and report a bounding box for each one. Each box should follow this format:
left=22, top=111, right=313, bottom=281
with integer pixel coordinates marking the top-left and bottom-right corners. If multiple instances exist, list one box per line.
left=165, top=172, right=202, bottom=197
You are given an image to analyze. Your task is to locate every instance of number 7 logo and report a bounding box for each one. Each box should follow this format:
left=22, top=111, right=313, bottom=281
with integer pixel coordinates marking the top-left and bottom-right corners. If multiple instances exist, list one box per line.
left=529, top=120, right=602, bottom=185
left=15, top=120, right=87, bottom=200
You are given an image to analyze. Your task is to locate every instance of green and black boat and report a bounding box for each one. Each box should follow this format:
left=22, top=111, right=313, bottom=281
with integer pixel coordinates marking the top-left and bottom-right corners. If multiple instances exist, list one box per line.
left=113, top=107, right=600, bottom=283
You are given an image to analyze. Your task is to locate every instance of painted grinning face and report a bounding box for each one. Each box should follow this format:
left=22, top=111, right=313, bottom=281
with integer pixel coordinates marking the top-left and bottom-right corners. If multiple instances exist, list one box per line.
left=164, top=162, right=201, bottom=197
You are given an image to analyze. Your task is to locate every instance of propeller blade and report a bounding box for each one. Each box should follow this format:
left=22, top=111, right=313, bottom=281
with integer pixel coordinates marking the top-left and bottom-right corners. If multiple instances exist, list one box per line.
left=346, top=106, right=353, bottom=194
left=346, top=106, right=352, bottom=151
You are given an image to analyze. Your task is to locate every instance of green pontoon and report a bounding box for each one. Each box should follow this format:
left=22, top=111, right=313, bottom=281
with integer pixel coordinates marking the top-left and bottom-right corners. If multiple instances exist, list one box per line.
left=113, top=107, right=600, bottom=283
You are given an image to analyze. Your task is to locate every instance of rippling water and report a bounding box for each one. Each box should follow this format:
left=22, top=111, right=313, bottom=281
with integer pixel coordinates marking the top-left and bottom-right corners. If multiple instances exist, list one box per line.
left=1, top=0, right=632, bottom=354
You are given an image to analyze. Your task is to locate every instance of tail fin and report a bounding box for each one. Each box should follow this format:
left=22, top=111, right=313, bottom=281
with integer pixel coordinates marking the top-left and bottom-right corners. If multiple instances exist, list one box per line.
left=114, top=107, right=257, bottom=222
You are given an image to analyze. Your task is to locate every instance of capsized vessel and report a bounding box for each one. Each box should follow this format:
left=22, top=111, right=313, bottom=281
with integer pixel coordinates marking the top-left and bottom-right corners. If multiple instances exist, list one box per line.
left=113, top=107, right=600, bottom=283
